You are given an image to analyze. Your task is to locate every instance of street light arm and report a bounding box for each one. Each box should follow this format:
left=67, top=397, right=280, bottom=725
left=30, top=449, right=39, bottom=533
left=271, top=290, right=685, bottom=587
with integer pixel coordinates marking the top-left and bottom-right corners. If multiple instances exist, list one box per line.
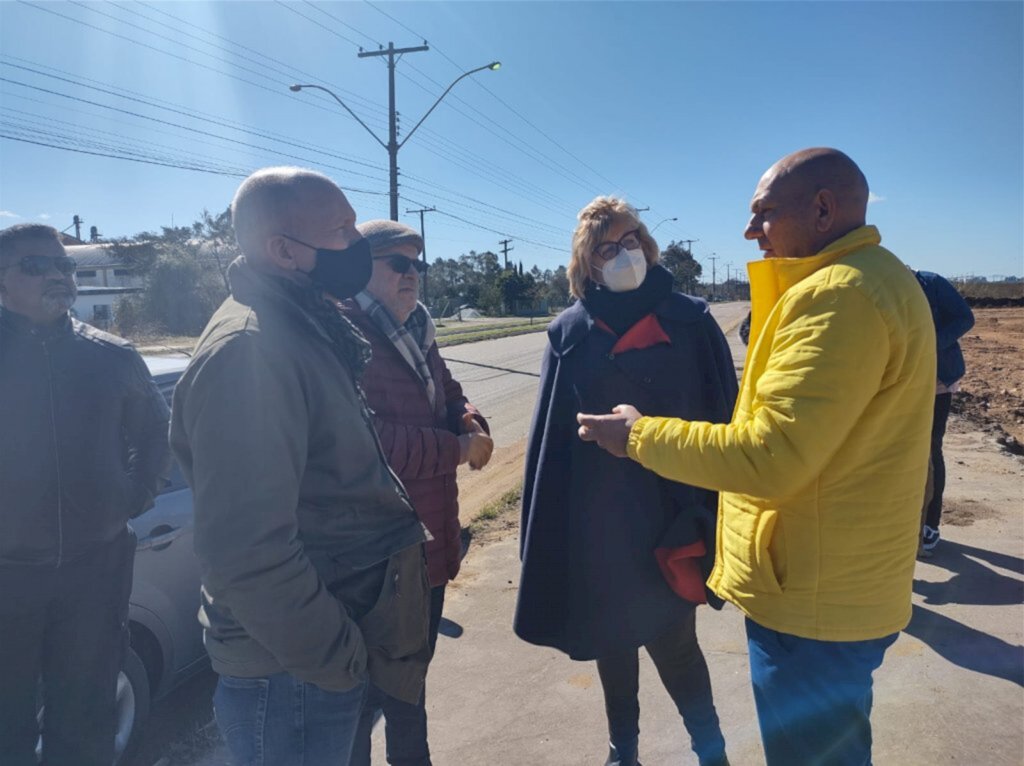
left=289, top=84, right=388, bottom=150
left=650, top=216, right=678, bottom=233
left=399, top=62, right=499, bottom=148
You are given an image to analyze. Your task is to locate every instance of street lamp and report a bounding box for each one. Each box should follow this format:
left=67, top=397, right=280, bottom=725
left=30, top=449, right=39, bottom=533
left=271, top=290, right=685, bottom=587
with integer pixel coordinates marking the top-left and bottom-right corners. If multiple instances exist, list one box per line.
left=290, top=59, right=500, bottom=220
left=650, top=216, right=677, bottom=233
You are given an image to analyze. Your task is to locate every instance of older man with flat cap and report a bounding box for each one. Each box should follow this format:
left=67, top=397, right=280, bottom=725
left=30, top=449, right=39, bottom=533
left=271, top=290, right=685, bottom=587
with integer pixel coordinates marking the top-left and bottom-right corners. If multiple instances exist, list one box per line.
left=169, top=167, right=430, bottom=765
left=579, top=148, right=935, bottom=765
left=337, top=219, right=492, bottom=766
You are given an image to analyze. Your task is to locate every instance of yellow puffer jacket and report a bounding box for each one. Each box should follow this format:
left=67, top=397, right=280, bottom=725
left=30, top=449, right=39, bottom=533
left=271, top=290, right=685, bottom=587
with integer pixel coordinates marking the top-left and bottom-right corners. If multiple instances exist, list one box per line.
left=627, top=226, right=935, bottom=641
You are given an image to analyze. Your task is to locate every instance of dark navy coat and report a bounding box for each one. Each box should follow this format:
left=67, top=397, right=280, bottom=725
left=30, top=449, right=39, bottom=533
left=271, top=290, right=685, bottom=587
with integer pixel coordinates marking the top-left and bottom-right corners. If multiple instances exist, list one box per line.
left=513, top=294, right=738, bottom=660
left=914, top=271, right=975, bottom=386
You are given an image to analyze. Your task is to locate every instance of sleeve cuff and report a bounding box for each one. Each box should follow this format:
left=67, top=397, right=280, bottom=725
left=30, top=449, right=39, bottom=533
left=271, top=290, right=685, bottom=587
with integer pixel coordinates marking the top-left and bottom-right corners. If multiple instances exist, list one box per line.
left=626, top=416, right=652, bottom=462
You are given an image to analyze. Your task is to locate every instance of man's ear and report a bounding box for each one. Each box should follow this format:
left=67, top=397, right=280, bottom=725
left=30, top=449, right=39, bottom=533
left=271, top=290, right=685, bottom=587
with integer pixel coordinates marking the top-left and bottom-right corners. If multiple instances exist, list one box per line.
left=265, top=235, right=296, bottom=271
left=814, top=189, right=837, bottom=232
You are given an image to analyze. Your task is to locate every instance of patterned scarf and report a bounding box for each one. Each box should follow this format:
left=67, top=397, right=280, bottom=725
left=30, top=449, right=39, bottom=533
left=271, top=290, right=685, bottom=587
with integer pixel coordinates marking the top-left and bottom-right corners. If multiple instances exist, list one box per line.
left=355, top=291, right=437, bottom=402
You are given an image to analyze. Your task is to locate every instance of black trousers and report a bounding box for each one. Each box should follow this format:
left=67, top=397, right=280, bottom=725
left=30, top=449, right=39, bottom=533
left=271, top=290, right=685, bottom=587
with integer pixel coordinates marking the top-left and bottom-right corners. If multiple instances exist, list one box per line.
left=596, top=609, right=726, bottom=765
left=350, top=583, right=446, bottom=766
left=0, top=529, right=135, bottom=766
left=925, top=393, right=953, bottom=530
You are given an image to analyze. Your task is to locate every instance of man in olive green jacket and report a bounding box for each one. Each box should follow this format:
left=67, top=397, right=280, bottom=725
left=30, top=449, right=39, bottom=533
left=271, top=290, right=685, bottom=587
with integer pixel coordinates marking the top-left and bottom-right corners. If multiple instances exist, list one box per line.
left=170, top=167, right=430, bottom=765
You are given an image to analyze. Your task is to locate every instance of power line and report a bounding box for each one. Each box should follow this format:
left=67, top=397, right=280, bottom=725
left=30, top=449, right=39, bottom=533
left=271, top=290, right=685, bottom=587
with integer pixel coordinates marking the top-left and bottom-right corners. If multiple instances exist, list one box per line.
left=0, top=77, right=390, bottom=185
left=17, top=2, right=391, bottom=131
left=118, top=1, right=388, bottom=118
left=0, top=134, right=389, bottom=199
left=272, top=0, right=365, bottom=49
left=0, top=58, right=387, bottom=172
left=301, top=1, right=383, bottom=48
left=363, top=0, right=626, bottom=193
left=2, top=68, right=570, bottom=243
left=291, top=3, right=604, bottom=196
left=0, top=134, right=250, bottom=177
left=10, top=3, right=582, bottom=249
left=412, top=202, right=567, bottom=253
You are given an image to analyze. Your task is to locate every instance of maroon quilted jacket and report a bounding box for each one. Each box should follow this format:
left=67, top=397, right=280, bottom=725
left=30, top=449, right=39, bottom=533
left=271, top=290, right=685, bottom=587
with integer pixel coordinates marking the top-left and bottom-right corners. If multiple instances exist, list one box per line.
left=341, top=302, right=488, bottom=587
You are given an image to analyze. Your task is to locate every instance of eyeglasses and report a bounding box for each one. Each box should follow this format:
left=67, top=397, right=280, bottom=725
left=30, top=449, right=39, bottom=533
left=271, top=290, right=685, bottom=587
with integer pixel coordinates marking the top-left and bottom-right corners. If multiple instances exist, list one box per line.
left=374, top=255, right=428, bottom=275
left=593, top=229, right=642, bottom=262
left=0, top=255, right=78, bottom=276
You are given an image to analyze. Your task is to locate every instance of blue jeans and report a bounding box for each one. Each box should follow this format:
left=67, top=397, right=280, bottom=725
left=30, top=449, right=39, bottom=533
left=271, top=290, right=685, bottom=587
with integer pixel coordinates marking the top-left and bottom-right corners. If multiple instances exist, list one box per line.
left=214, top=671, right=369, bottom=766
left=746, top=619, right=897, bottom=766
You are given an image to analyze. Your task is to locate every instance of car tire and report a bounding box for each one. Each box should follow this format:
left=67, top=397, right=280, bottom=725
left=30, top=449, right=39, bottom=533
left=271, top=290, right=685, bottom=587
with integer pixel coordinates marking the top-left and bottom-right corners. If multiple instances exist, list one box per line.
left=114, top=647, right=151, bottom=765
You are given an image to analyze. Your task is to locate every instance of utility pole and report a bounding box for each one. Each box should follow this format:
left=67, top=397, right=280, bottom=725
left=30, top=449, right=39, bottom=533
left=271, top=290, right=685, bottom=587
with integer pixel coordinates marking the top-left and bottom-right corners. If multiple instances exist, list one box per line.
left=499, top=239, right=514, bottom=270
left=358, top=42, right=430, bottom=220
left=293, top=57, right=498, bottom=222
left=707, top=253, right=719, bottom=300
left=680, top=238, right=699, bottom=253
left=406, top=206, right=435, bottom=307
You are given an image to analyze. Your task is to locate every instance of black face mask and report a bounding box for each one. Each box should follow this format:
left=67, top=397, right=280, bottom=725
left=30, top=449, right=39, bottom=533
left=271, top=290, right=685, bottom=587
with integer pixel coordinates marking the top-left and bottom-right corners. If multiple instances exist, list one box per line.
left=280, top=234, right=372, bottom=299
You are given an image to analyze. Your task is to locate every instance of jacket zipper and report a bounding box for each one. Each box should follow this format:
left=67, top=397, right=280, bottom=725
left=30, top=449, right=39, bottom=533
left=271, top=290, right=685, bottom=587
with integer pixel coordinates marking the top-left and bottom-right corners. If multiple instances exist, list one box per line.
left=43, top=341, right=64, bottom=567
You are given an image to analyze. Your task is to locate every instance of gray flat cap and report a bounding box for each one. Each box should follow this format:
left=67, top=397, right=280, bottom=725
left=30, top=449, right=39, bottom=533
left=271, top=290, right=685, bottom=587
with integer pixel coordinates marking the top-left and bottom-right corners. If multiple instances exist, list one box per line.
left=356, top=219, right=423, bottom=254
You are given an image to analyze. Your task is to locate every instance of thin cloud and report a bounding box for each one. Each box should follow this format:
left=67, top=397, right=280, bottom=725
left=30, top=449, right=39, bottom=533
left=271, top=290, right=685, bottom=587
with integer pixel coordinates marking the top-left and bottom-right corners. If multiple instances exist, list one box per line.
left=868, top=192, right=886, bottom=204
left=0, top=210, right=20, bottom=218
left=37, top=213, right=51, bottom=220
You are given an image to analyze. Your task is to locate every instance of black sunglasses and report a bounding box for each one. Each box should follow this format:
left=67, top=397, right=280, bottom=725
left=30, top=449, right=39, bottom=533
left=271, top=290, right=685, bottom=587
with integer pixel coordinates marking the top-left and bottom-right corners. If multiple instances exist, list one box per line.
left=374, top=255, right=428, bottom=275
left=1, top=255, right=78, bottom=276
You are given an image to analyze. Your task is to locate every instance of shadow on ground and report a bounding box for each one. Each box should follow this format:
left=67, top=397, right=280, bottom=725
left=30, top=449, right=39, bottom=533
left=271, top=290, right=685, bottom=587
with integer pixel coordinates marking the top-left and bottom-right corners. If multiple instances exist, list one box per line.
left=907, top=540, right=1024, bottom=687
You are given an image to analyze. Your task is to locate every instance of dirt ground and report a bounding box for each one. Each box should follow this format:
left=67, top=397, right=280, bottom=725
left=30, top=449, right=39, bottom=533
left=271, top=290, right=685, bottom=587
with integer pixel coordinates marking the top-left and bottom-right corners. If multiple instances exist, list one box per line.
left=953, top=308, right=1024, bottom=453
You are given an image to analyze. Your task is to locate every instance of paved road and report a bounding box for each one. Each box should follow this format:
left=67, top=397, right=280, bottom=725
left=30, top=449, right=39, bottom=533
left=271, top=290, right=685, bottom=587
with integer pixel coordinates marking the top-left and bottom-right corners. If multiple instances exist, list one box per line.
left=136, top=302, right=752, bottom=766
left=443, top=302, right=750, bottom=448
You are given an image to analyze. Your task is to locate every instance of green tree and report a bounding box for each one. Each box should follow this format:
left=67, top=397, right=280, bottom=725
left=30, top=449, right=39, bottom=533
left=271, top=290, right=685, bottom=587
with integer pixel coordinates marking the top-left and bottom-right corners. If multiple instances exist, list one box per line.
left=660, top=241, right=702, bottom=294
left=114, top=207, right=237, bottom=335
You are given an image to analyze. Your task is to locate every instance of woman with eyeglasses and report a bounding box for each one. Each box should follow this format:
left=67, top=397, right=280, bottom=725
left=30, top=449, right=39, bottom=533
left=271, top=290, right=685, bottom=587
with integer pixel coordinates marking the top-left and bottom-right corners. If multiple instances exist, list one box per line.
left=514, top=197, right=737, bottom=766
left=338, top=219, right=493, bottom=766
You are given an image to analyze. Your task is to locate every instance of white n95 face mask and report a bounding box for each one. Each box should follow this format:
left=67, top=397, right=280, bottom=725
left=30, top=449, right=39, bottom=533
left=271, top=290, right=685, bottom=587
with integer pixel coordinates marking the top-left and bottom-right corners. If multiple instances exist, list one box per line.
left=601, top=248, right=648, bottom=292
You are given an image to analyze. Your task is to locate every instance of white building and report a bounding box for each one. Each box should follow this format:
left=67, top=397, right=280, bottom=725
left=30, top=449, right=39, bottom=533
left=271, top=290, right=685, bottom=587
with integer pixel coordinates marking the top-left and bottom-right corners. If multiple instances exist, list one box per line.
left=66, top=243, right=148, bottom=329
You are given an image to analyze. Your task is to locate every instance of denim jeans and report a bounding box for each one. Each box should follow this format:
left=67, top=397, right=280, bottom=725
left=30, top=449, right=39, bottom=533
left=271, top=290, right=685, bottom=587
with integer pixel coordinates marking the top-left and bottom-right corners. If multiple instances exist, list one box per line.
left=745, top=618, right=897, bottom=766
left=596, top=609, right=727, bottom=766
left=214, top=671, right=369, bottom=766
left=350, top=584, right=446, bottom=766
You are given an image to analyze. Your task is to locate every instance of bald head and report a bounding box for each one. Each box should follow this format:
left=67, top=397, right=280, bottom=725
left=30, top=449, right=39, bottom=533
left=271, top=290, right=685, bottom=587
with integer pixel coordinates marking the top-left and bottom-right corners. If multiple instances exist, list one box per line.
left=231, top=167, right=356, bottom=272
left=769, top=148, right=869, bottom=220
left=745, top=148, right=870, bottom=259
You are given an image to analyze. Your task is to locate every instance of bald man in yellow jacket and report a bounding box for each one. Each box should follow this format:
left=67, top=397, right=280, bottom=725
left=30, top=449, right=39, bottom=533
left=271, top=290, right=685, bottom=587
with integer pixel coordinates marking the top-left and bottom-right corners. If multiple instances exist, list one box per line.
left=579, top=148, right=935, bottom=766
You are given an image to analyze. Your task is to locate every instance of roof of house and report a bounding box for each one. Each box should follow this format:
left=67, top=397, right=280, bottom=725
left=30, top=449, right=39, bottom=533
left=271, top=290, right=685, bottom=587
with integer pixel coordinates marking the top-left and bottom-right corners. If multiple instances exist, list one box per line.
left=66, top=243, right=140, bottom=270
left=76, top=286, right=143, bottom=295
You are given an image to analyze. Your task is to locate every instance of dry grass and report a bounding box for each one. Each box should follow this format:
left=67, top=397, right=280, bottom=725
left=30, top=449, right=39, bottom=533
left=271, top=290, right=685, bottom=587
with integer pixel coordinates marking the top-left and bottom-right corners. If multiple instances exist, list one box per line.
left=955, top=282, right=1023, bottom=300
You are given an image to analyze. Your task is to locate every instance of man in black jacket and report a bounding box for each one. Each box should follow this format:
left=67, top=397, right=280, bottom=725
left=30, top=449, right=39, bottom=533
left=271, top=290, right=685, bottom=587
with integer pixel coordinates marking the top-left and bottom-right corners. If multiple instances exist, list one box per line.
left=0, top=223, right=170, bottom=766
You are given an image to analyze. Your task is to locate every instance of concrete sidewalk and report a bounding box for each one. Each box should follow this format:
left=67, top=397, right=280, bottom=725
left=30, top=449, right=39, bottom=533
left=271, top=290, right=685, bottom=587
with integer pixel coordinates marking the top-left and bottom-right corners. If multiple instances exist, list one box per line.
left=384, top=427, right=1023, bottom=766
left=188, top=424, right=1022, bottom=766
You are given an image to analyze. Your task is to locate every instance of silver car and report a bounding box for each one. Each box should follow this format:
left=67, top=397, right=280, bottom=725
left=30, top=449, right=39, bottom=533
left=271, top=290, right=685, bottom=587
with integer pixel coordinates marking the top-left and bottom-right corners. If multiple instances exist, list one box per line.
left=116, top=355, right=207, bottom=760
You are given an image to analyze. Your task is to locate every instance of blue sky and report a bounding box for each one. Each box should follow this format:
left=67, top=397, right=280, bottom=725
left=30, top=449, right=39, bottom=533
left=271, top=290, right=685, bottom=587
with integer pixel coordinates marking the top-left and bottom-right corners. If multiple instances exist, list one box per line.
left=1, top=1, right=1021, bottom=280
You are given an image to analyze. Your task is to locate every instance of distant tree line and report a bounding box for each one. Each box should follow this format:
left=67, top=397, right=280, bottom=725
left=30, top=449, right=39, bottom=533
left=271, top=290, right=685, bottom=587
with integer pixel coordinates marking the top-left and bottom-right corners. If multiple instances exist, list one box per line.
left=109, top=210, right=742, bottom=336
